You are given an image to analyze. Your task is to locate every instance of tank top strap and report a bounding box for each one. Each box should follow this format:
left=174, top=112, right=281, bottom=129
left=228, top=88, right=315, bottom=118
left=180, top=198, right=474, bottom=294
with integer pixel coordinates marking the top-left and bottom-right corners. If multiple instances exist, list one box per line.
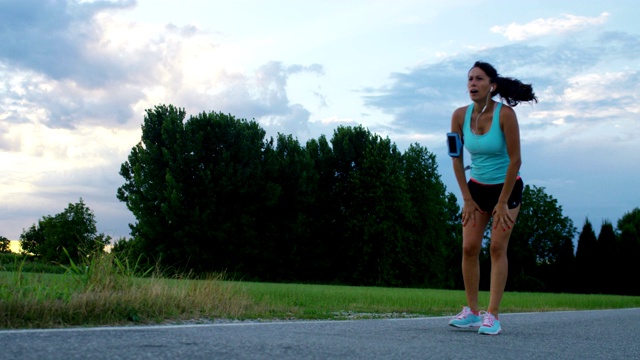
left=463, top=103, right=474, bottom=132
left=492, top=102, right=503, bottom=126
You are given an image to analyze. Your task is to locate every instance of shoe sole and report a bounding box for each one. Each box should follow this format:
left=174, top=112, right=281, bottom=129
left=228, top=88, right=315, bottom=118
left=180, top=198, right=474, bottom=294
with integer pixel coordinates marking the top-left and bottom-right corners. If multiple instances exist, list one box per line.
left=478, top=327, right=502, bottom=335
left=448, top=322, right=482, bottom=328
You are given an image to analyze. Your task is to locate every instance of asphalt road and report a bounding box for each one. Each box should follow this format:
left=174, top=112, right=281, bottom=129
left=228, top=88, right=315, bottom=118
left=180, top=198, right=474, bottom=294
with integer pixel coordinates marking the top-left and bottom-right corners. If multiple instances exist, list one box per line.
left=1, top=308, right=639, bottom=359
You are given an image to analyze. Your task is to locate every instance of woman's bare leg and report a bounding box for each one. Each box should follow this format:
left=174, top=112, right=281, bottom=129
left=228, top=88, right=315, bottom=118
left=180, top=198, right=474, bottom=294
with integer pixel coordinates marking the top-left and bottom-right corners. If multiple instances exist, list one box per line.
left=461, top=212, right=491, bottom=312
left=487, top=206, right=520, bottom=317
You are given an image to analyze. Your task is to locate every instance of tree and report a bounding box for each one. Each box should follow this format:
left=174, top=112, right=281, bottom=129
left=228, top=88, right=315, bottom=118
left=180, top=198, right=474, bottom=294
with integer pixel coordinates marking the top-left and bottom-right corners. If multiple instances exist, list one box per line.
left=616, top=208, right=640, bottom=295
left=118, top=106, right=272, bottom=274
left=305, top=135, right=341, bottom=282
left=443, top=192, right=464, bottom=289
left=575, top=218, right=598, bottom=293
left=595, top=221, right=617, bottom=294
left=401, top=143, right=455, bottom=288
left=505, top=185, right=576, bottom=292
left=329, top=125, right=407, bottom=285
left=326, top=127, right=453, bottom=287
left=117, top=104, right=188, bottom=270
left=0, top=235, right=10, bottom=253
left=257, top=133, right=319, bottom=281
left=116, top=105, right=479, bottom=286
left=553, top=234, right=577, bottom=293
left=19, top=224, right=44, bottom=257
left=19, top=199, right=110, bottom=264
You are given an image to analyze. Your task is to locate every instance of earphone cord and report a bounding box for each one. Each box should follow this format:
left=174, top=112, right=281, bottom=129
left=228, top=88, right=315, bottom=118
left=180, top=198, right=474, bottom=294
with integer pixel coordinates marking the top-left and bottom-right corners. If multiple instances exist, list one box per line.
left=473, top=90, right=492, bottom=134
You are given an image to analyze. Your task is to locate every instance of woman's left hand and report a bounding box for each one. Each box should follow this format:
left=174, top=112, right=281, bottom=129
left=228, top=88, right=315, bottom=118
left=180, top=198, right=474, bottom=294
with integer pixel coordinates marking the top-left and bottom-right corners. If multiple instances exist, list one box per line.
left=492, top=203, right=515, bottom=231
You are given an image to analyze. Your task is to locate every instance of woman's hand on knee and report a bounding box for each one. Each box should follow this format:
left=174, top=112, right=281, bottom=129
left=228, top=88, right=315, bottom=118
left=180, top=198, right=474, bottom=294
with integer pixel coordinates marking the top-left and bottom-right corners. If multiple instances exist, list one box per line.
left=462, top=200, right=485, bottom=227
left=492, top=203, right=515, bottom=231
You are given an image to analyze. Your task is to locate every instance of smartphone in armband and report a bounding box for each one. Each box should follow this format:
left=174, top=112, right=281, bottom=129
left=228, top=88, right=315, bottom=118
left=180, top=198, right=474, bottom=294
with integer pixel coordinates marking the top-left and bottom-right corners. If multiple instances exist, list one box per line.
left=446, top=132, right=463, bottom=158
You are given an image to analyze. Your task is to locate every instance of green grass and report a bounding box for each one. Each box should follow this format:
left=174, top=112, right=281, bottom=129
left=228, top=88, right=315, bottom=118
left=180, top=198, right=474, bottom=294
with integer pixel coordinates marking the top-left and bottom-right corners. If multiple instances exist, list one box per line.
left=233, top=281, right=640, bottom=320
left=0, top=252, right=249, bottom=329
left=1, top=252, right=639, bottom=329
left=234, top=282, right=455, bottom=320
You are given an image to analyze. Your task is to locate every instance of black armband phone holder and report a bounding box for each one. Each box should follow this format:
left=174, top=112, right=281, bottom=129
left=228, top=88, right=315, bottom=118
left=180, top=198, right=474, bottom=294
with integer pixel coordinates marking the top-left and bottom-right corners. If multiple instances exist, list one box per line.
left=447, top=132, right=463, bottom=158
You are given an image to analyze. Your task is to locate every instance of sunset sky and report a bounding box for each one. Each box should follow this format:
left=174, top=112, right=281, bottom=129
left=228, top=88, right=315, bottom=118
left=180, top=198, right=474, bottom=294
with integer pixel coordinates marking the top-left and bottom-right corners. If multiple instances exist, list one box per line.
left=1, top=0, right=639, bottom=241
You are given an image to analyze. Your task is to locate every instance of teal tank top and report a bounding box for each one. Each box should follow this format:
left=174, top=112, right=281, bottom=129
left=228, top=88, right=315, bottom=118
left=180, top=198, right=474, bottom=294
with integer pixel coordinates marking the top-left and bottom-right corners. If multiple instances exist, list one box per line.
left=462, top=102, right=514, bottom=184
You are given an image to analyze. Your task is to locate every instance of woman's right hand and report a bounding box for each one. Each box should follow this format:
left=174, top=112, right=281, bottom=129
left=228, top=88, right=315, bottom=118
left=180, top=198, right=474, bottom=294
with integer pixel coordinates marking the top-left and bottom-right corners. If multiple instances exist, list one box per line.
left=461, top=199, right=484, bottom=227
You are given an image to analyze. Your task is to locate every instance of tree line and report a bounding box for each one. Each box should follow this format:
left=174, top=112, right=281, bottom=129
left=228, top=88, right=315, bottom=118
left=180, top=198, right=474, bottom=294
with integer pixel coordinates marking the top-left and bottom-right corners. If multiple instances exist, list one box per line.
left=11, top=104, right=640, bottom=295
left=114, top=105, right=460, bottom=287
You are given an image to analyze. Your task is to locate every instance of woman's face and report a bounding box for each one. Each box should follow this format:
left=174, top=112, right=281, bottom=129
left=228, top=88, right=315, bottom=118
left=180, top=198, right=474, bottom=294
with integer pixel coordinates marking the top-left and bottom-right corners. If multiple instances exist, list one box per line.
left=467, top=67, right=493, bottom=101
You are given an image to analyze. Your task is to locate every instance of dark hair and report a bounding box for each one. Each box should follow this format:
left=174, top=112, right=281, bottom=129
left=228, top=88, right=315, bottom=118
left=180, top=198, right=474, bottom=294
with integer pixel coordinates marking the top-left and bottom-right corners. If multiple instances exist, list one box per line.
left=471, top=61, right=538, bottom=107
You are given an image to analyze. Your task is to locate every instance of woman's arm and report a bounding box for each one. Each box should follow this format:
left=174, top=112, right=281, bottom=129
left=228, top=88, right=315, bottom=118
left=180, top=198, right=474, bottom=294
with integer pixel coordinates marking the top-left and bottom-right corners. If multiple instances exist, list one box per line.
left=451, top=106, right=483, bottom=227
left=492, top=106, right=522, bottom=230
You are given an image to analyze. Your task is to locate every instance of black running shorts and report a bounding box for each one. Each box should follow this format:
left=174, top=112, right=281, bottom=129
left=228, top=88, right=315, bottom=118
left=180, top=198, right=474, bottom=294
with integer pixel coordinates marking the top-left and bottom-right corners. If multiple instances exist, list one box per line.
left=467, top=177, right=524, bottom=213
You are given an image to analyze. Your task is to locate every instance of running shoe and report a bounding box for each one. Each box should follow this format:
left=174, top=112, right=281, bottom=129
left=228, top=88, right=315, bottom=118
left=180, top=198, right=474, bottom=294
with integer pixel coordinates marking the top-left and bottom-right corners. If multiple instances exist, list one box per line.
left=448, top=306, right=482, bottom=328
left=478, top=311, right=502, bottom=335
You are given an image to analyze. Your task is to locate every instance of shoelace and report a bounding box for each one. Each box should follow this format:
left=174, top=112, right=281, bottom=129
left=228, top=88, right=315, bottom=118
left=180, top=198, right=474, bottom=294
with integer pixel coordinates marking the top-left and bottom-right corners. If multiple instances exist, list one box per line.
left=454, top=307, right=475, bottom=320
left=479, top=311, right=495, bottom=327
left=454, top=308, right=472, bottom=319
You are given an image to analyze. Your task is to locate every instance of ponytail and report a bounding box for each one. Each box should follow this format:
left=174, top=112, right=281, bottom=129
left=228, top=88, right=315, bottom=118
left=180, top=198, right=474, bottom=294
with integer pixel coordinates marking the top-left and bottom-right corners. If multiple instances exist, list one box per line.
left=471, top=61, right=538, bottom=107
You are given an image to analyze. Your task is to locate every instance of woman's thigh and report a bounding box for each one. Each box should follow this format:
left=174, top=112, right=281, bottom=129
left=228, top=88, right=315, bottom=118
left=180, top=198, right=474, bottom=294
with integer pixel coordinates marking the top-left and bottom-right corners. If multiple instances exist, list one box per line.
left=490, top=206, right=521, bottom=252
left=462, top=212, right=491, bottom=254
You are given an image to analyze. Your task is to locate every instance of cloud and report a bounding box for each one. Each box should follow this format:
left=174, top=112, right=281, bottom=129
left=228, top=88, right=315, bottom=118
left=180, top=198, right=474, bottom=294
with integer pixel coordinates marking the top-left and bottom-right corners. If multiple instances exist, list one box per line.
left=491, top=12, right=610, bottom=41
left=174, top=61, right=325, bottom=138
left=0, top=0, right=150, bottom=129
left=0, top=0, right=325, bottom=135
left=0, top=0, right=329, bottom=239
left=598, top=30, right=640, bottom=58
left=2, top=1, right=637, bottom=241
left=361, top=30, right=640, bottom=146
left=0, top=0, right=135, bottom=84
left=320, top=116, right=356, bottom=125
left=361, top=59, right=470, bottom=135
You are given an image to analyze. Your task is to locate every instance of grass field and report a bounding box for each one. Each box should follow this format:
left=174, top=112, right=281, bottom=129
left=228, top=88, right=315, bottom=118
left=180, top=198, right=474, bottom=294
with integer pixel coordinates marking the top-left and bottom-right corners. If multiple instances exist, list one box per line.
left=2, top=252, right=639, bottom=329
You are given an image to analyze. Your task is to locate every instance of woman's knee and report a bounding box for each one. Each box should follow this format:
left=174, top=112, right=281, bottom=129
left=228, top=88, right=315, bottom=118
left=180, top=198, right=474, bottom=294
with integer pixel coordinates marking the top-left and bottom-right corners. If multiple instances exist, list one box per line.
left=462, top=242, right=481, bottom=257
left=489, top=240, right=508, bottom=259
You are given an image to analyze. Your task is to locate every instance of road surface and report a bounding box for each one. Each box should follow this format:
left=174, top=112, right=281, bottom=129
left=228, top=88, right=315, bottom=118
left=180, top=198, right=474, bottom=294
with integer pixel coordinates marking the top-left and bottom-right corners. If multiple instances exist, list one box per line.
left=1, top=308, right=638, bottom=359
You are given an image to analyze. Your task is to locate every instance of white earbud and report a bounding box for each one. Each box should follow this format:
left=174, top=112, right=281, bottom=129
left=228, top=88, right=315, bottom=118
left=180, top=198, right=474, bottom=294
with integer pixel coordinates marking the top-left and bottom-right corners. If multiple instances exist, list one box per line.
left=490, top=86, right=494, bottom=92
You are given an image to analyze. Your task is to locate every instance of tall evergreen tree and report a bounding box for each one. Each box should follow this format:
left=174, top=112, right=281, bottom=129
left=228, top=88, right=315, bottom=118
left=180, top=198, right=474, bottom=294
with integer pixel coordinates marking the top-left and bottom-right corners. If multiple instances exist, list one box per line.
left=552, top=235, right=576, bottom=293
left=575, top=218, right=598, bottom=293
left=595, top=221, right=617, bottom=294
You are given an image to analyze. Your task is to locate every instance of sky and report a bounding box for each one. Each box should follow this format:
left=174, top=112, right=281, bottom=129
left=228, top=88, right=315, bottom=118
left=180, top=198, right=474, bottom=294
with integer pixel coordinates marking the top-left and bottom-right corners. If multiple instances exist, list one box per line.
left=1, top=0, right=639, bottom=242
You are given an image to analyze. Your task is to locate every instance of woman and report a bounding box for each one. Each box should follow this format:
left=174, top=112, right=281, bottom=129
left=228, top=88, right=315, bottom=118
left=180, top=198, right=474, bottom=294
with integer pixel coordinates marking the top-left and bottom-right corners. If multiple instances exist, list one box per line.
left=448, top=61, right=537, bottom=335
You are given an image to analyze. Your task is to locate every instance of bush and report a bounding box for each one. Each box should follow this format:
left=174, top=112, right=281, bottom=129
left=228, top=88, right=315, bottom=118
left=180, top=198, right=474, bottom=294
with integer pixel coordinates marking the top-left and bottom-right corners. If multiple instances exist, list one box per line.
left=0, top=253, right=66, bottom=274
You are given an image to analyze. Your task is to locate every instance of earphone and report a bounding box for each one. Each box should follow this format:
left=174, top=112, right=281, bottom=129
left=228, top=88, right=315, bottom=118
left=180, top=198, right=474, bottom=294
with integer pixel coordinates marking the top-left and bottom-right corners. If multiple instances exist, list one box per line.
left=490, top=86, right=494, bottom=91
